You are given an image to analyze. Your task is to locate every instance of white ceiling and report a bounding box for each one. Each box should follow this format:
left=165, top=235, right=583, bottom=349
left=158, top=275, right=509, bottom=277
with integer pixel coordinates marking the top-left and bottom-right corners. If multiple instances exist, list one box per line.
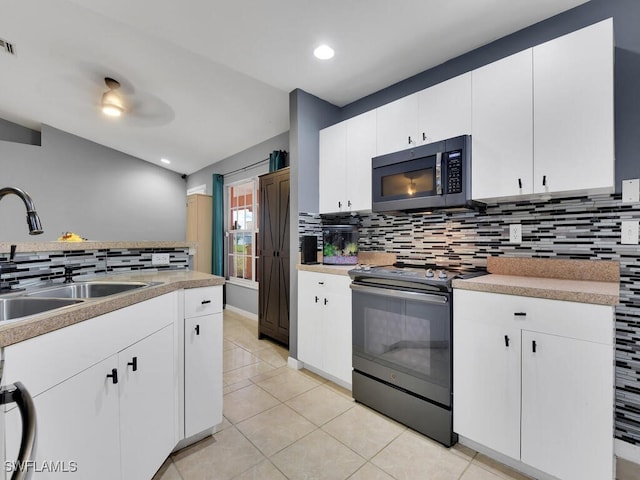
left=0, top=0, right=589, bottom=175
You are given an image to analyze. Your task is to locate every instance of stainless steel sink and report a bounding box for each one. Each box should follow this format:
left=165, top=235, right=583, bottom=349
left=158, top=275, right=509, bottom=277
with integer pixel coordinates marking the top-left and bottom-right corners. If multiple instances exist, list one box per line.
left=0, top=297, right=84, bottom=322
left=25, top=281, right=153, bottom=299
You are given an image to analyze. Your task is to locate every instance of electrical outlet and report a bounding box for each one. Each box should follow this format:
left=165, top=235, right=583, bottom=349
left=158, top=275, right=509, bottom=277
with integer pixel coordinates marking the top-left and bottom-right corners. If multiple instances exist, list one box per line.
left=151, top=253, right=170, bottom=266
left=621, top=221, right=639, bottom=245
left=622, top=179, right=640, bottom=204
left=509, top=224, right=522, bottom=244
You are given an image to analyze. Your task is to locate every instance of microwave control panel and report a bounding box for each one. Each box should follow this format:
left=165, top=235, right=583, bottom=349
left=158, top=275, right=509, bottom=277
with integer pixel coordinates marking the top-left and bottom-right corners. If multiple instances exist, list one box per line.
left=446, top=150, right=463, bottom=194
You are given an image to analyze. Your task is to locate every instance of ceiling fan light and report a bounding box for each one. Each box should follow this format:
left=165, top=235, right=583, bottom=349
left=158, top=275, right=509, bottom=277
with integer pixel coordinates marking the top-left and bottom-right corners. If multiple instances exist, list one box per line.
left=101, top=89, right=124, bottom=117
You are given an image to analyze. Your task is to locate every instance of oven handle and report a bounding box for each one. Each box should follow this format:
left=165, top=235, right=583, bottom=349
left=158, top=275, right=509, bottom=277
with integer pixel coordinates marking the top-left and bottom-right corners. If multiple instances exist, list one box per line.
left=350, top=283, right=448, bottom=304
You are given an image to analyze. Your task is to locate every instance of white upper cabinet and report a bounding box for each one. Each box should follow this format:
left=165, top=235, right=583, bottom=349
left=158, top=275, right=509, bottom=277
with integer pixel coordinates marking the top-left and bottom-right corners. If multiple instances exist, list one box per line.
left=319, top=110, right=376, bottom=214
left=319, top=121, right=347, bottom=214
left=471, top=18, right=614, bottom=201
left=533, top=17, right=614, bottom=195
left=472, top=49, right=534, bottom=200
left=376, top=74, right=472, bottom=157
left=418, top=72, right=472, bottom=145
left=376, top=94, right=419, bottom=156
left=345, top=110, right=377, bottom=212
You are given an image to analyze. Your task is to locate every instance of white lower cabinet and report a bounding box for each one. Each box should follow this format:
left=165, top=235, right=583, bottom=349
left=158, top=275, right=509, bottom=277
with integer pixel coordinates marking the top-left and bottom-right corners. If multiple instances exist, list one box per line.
left=119, top=325, right=175, bottom=480
left=453, top=289, right=614, bottom=480
left=183, top=286, right=223, bottom=437
left=297, top=271, right=352, bottom=387
left=6, top=356, right=121, bottom=479
left=3, top=294, right=177, bottom=480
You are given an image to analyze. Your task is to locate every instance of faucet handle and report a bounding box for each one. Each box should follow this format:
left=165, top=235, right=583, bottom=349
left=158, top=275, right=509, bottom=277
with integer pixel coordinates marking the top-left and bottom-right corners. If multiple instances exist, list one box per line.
left=63, top=264, right=81, bottom=283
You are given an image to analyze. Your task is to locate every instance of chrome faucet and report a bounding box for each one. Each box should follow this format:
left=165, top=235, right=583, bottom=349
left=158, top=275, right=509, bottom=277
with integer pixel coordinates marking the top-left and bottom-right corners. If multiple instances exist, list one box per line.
left=0, top=186, right=43, bottom=235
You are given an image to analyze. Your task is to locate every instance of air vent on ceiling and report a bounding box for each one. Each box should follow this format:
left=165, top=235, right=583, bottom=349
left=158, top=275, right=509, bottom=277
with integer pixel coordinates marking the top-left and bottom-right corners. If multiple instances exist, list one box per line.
left=0, top=38, right=16, bottom=55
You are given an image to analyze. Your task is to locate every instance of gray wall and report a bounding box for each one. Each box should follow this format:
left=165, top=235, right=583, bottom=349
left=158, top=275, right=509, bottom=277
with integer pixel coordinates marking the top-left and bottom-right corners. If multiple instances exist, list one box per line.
left=0, top=118, right=41, bottom=145
left=187, top=131, right=289, bottom=316
left=0, top=123, right=186, bottom=242
left=288, top=89, right=340, bottom=358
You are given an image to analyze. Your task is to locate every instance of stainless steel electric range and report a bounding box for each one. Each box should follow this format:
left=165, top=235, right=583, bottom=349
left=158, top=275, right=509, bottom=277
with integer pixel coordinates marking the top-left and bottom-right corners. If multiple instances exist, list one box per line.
left=349, top=262, right=485, bottom=447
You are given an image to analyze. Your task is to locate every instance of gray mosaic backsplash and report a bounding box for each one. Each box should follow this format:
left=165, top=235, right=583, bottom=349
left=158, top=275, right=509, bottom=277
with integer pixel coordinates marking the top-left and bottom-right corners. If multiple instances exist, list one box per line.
left=301, top=193, right=640, bottom=444
left=0, top=247, right=190, bottom=290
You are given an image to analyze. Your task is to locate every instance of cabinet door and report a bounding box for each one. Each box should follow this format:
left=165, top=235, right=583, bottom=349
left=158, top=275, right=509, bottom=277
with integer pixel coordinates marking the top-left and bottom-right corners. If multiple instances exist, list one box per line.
left=472, top=49, right=534, bottom=200
left=345, top=110, right=376, bottom=212
left=185, top=313, right=223, bottom=437
left=376, top=94, right=419, bottom=156
left=322, top=276, right=353, bottom=386
left=521, top=330, right=614, bottom=480
left=453, top=290, right=521, bottom=459
left=119, top=325, right=175, bottom=480
left=297, top=271, right=324, bottom=369
left=533, top=18, right=614, bottom=195
left=319, top=122, right=347, bottom=214
left=5, top=356, right=121, bottom=480
left=418, top=73, right=471, bottom=145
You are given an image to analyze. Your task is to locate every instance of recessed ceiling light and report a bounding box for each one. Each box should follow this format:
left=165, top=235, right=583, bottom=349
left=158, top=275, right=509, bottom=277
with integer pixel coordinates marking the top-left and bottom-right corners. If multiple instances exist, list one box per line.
left=161, top=158, right=171, bottom=164
left=314, top=44, right=334, bottom=60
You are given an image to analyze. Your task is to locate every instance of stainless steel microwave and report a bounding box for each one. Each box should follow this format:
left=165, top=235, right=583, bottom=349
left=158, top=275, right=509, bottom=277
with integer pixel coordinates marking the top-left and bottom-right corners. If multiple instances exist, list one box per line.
left=371, top=135, right=478, bottom=213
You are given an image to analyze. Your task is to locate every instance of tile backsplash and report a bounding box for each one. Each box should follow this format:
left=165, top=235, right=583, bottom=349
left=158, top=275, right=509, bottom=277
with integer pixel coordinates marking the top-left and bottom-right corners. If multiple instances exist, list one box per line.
left=301, top=192, right=640, bottom=445
left=0, top=247, right=190, bottom=290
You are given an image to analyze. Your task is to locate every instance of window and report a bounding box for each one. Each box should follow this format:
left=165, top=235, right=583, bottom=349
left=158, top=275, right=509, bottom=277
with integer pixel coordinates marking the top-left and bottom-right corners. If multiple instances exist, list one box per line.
left=227, top=178, right=258, bottom=286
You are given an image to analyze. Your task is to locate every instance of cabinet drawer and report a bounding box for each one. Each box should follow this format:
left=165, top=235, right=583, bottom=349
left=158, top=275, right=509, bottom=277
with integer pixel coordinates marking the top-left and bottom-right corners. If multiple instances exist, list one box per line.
left=454, top=290, right=614, bottom=345
left=184, top=286, right=222, bottom=318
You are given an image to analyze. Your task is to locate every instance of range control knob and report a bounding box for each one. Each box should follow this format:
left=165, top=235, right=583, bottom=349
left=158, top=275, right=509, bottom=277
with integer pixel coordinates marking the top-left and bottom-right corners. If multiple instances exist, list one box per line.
left=425, top=269, right=434, bottom=278
left=438, top=270, right=448, bottom=280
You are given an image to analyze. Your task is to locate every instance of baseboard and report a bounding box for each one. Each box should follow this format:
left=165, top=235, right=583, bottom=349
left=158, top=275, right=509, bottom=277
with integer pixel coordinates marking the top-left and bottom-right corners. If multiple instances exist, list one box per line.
left=224, top=304, right=258, bottom=321
left=616, top=438, right=640, bottom=464
left=288, top=356, right=304, bottom=369
left=458, top=436, right=559, bottom=480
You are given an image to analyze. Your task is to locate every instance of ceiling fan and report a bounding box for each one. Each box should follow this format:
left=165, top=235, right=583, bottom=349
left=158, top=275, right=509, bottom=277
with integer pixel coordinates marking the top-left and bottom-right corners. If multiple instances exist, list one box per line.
left=101, top=77, right=125, bottom=117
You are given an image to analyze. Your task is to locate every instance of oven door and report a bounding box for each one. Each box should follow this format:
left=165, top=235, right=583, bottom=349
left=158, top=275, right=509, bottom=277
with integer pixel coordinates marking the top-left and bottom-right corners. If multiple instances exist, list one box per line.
left=351, top=283, right=452, bottom=407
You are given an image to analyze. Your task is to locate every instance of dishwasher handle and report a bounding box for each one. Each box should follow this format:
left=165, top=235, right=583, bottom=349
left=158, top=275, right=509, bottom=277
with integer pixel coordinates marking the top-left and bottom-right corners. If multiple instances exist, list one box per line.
left=1, top=381, right=37, bottom=480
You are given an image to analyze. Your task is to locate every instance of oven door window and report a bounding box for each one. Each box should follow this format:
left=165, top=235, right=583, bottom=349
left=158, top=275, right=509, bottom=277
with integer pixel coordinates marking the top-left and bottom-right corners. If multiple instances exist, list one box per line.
left=352, top=287, right=452, bottom=405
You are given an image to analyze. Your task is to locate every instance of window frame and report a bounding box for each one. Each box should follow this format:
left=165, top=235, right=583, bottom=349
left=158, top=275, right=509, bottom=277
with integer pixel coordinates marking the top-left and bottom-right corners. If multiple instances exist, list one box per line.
left=225, top=177, right=259, bottom=288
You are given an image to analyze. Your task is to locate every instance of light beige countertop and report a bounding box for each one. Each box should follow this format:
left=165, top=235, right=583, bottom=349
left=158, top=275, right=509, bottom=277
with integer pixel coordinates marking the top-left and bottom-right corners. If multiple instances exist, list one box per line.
left=0, top=241, right=197, bottom=253
left=0, top=270, right=224, bottom=347
left=297, top=263, right=354, bottom=276
left=453, top=257, right=620, bottom=306
left=297, top=251, right=397, bottom=276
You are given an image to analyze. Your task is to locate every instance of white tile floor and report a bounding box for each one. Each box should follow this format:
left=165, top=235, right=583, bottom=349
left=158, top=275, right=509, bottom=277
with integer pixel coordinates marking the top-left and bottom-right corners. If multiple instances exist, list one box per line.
left=154, top=309, right=640, bottom=480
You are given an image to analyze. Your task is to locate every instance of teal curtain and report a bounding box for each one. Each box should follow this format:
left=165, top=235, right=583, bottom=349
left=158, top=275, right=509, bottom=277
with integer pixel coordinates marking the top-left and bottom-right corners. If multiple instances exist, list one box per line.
left=269, top=150, right=288, bottom=172
left=212, top=174, right=224, bottom=277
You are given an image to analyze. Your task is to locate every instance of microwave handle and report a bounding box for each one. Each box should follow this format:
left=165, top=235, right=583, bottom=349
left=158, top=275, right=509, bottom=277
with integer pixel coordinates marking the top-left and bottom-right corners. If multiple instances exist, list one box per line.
left=435, top=152, right=443, bottom=195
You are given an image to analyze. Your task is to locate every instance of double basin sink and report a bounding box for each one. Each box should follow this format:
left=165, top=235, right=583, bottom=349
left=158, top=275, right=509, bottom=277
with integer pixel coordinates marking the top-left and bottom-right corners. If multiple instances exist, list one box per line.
left=0, top=281, right=159, bottom=323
